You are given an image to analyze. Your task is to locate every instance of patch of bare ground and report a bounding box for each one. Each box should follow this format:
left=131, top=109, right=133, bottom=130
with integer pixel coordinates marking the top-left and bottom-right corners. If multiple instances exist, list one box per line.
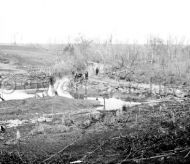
left=0, top=72, right=189, bottom=164
left=40, top=99, right=190, bottom=164
left=0, top=95, right=190, bottom=163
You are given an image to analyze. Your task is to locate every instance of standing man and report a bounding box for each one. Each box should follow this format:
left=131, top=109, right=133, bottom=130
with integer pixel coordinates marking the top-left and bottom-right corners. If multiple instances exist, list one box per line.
left=0, top=75, right=2, bottom=88
left=96, top=67, right=99, bottom=76
left=85, top=71, right=88, bottom=80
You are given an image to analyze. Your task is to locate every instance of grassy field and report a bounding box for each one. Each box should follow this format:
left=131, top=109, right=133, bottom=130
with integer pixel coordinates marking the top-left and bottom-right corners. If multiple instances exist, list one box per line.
left=0, top=44, right=56, bottom=74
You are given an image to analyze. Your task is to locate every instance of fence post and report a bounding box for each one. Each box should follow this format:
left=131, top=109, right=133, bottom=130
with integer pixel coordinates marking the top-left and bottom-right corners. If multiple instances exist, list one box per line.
left=150, top=77, right=153, bottom=95
left=104, top=97, right=106, bottom=110
left=76, top=83, right=78, bottom=99
left=85, top=81, right=87, bottom=99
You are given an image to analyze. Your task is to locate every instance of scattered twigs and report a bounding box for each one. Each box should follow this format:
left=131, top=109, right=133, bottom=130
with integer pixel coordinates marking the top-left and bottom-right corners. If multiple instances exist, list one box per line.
left=42, top=136, right=82, bottom=163
left=133, top=152, right=175, bottom=162
left=118, top=150, right=132, bottom=164
left=185, top=150, right=190, bottom=158
left=16, top=150, right=24, bottom=163
left=77, top=136, right=120, bottom=163
left=121, top=147, right=190, bottom=163
left=80, top=139, right=110, bottom=161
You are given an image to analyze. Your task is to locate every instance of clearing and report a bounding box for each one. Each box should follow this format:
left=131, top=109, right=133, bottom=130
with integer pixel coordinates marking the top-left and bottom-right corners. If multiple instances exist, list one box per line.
left=0, top=45, right=190, bottom=164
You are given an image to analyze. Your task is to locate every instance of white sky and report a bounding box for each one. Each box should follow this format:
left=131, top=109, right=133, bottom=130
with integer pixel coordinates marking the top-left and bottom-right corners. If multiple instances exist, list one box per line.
left=0, top=0, right=190, bottom=43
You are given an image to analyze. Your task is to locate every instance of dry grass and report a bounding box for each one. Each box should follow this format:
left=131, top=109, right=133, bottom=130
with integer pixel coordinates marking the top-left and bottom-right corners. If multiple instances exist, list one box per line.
left=1, top=37, right=190, bottom=85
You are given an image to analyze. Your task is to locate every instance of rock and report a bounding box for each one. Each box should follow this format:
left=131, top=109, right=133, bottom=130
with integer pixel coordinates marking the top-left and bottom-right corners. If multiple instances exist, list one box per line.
left=77, top=119, right=92, bottom=129
left=5, top=139, right=17, bottom=145
left=16, top=130, right=21, bottom=140
left=6, top=119, right=23, bottom=128
left=0, top=125, right=6, bottom=133
left=70, top=160, right=83, bottom=164
left=45, top=117, right=53, bottom=122
left=0, top=136, right=4, bottom=140
left=30, top=124, right=45, bottom=135
left=90, top=112, right=104, bottom=121
left=63, top=119, right=74, bottom=126
left=54, top=125, right=70, bottom=133
left=37, top=117, right=46, bottom=123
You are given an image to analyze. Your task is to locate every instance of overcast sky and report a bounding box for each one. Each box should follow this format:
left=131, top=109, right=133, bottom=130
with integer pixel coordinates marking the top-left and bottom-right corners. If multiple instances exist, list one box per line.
left=0, top=0, right=190, bottom=43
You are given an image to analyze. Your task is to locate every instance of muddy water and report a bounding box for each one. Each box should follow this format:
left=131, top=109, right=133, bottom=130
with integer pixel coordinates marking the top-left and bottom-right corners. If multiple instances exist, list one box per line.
left=0, top=89, right=34, bottom=100
left=0, top=77, right=185, bottom=128
left=0, top=91, right=143, bottom=128
left=0, top=96, right=162, bottom=128
left=87, top=97, right=141, bottom=110
left=0, top=88, right=73, bottom=101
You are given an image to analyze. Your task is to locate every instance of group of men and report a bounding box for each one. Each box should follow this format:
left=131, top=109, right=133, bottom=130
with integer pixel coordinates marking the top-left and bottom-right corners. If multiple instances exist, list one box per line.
left=72, top=71, right=88, bottom=82
left=72, top=67, right=100, bottom=82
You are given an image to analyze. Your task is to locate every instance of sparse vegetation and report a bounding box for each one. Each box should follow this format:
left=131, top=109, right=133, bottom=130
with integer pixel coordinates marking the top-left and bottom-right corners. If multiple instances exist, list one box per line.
left=1, top=37, right=190, bottom=163
left=44, top=36, right=190, bottom=85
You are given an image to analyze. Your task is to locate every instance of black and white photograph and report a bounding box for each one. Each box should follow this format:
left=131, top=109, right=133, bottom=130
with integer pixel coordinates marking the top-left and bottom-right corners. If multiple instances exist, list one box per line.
left=1, top=0, right=190, bottom=163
